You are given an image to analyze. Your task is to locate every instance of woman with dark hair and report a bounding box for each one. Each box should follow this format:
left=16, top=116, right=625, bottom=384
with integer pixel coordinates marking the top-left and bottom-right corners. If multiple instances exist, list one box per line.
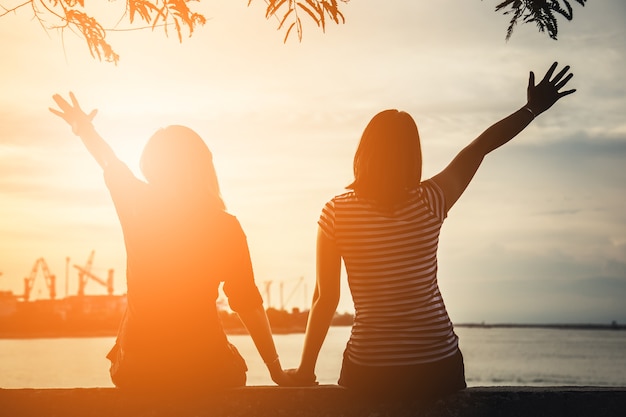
left=50, top=93, right=290, bottom=391
left=288, top=62, right=576, bottom=400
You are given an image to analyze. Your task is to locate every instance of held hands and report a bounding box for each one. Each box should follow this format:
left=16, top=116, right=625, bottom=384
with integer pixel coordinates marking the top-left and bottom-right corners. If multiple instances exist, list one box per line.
left=266, top=358, right=297, bottom=387
left=49, top=92, right=97, bottom=136
left=283, top=368, right=318, bottom=387
left=268, top=361, right=318, bottom=386
left=526, top=62, right=576, bottom=117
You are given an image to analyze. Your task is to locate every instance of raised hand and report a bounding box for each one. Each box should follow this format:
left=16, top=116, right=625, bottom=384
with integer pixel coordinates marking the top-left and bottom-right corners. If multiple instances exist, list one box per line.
left=48, top=92, right=116, bottom=168
left=526, top=62, right=576, bottom=117
left=49, top=92, right=98, bottom=135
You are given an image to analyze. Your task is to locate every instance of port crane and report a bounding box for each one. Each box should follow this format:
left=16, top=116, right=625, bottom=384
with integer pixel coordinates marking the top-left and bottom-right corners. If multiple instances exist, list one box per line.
left=263, top=281, right=273, bottom=309
left=264, top=277, right=308, bottom=311
left=73, top=251, right=114, bottom=296
left=280, top=276, right=305, bottom=311
left=22, top=258, right=57, bottom=301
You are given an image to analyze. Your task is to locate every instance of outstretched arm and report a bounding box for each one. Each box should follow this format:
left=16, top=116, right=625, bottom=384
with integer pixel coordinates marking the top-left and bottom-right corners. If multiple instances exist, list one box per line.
left=49, top=92, right=118, bottom=169
left=289, top=227, right=341, bottom=385
left=432, top=62, right=576, bottom=212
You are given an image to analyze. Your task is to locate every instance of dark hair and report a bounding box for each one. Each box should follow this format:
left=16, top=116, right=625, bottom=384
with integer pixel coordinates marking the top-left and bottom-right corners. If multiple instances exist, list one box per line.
left=347, top=109, right=422, bottom=206
left=140, top=125, right=226, bottom=210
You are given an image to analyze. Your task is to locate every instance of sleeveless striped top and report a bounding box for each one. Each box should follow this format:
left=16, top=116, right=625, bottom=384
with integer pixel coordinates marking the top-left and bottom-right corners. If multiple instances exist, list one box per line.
left=318, top=179, right=459, bottom=366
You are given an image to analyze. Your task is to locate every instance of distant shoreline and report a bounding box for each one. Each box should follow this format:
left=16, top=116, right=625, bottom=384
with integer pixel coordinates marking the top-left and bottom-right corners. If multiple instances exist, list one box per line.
left=455, top=322, right=626, bottom=331
left=1, top=322, right=625, bottom=339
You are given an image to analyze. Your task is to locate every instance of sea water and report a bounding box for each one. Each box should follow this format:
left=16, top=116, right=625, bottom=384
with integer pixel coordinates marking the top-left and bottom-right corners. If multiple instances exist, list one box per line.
left=1, top=326, right=625, bottom=388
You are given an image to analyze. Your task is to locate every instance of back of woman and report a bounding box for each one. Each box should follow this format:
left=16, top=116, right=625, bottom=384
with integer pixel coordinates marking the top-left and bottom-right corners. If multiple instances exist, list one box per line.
left=50, top=96, right=293, bottom=391
left=103, top=144, right=262, bottom=390
left=319, top=181, right=459, bottom=368
left=290, top=62, right=575, bottom=401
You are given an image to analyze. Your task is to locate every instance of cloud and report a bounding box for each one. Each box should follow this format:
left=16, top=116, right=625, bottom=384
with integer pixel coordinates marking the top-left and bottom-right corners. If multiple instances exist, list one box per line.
left=438, top=129, right=626, bottom=323
left=444, top=271, right=626, bottom=324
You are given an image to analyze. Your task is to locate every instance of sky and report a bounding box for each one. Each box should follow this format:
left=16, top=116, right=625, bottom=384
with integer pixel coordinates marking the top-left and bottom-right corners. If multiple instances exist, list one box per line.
left=0, top=0, right=625, bottom=324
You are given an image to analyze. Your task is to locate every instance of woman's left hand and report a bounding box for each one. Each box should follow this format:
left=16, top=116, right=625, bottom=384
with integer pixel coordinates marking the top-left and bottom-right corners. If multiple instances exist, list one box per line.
left=526, top=62, right=576, bottom=117
left=49, top=92, right=98, bottom=135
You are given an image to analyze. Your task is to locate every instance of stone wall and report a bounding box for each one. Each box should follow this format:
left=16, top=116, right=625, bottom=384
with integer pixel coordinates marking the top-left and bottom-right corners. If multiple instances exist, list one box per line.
left=1, top=386, right=625, bottom=417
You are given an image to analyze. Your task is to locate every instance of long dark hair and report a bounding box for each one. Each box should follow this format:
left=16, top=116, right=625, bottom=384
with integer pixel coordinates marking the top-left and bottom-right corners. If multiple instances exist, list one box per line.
left=140, top=125, right=226, bottom=210
left=347, top=110, right=422, bottom=206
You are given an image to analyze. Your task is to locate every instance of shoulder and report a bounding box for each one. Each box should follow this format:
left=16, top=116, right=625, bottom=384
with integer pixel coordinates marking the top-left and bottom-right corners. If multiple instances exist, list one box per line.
left=321, top=191, right=363, bottom=217
left=328, top=190, right=362, bottom=207
left=417, top=179, right=444, bottom=199
left=216, top=211, right=247, bottom=238
left=219, top=210, right=238, bottom=224
left=102, top=160, right=151, bottom=206
left=414, top=179, right=447, bottom=219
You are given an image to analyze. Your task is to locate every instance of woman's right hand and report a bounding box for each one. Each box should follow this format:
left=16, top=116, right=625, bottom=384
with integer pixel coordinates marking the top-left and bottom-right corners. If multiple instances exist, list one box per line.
left=526, top=62, right=576, bottom=117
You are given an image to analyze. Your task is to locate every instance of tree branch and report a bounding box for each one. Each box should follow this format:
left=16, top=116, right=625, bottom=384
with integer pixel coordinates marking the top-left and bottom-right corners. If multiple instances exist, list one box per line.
left=0, top=0, right=31, bottom=17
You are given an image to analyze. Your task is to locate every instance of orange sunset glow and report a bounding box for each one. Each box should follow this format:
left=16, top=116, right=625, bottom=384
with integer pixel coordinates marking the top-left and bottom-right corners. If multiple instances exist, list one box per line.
left=1, top=0, right=625, bottom=330
left=1, top=0, right=626, bottom=397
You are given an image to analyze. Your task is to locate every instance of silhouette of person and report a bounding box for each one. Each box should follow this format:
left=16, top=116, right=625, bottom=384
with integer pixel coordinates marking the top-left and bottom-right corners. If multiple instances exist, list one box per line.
left=287, top=62, right=576, bottom=400
left=50, top=93, right=291, bottom=390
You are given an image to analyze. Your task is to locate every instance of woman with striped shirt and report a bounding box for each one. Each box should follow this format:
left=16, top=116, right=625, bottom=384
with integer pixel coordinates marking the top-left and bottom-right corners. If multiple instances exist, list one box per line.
left=288, top=62, right=576, bottom=400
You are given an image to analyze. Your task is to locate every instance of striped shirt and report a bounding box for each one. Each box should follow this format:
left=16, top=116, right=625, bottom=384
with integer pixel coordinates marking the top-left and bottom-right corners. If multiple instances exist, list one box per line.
left=318, top=179, right=459, bottom=366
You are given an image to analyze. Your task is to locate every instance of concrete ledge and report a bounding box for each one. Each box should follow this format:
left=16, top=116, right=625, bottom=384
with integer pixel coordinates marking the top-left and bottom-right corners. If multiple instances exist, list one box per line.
left=1, top=386, right=625, bottom=417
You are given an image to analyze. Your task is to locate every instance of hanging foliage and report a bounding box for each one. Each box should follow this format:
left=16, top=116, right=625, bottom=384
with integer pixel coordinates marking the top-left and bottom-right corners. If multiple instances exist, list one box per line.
left=1, top=1, right=589, bottom=64
left=253, top=0, right=347, bottom=43
left=0, top=0, right=348, bottom=64
left=493, top=0, right=587, bottom=40
left=1, top=0, right=210, bottom=64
